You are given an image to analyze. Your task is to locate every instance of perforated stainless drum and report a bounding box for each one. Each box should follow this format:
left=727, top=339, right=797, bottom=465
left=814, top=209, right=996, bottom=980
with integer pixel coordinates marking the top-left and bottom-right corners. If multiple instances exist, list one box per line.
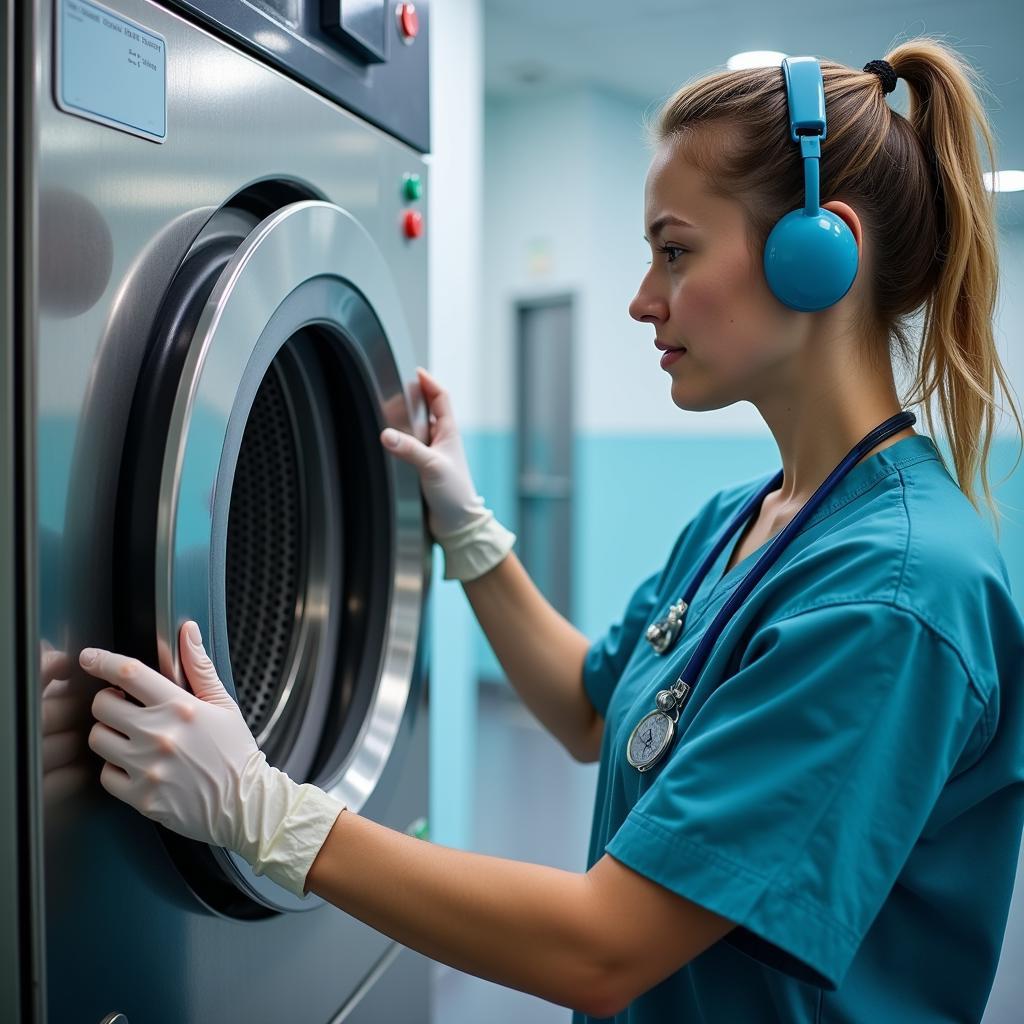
left=226, top=358, right=303, bottom=739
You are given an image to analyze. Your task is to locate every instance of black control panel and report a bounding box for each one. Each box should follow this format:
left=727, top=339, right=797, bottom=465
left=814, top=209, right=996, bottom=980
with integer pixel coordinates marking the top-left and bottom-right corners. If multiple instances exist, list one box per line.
left=322, top=1, right=389, bottom=63
left=160, top=0, right=429, bottom=152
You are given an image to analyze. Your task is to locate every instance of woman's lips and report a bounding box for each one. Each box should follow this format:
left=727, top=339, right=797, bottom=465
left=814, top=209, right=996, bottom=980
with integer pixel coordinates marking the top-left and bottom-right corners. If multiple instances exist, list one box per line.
left=660, top=347, right=686, bottom=369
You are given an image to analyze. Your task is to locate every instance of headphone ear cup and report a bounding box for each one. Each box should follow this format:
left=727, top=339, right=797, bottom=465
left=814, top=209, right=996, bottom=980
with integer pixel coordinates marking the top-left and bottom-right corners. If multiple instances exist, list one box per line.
left=763, top=208, right=859, bottom=312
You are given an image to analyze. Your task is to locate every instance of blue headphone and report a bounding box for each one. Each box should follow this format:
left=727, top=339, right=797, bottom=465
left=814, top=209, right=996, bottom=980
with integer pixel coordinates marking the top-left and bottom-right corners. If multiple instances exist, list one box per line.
left=763, top=56, right=859, bottom=312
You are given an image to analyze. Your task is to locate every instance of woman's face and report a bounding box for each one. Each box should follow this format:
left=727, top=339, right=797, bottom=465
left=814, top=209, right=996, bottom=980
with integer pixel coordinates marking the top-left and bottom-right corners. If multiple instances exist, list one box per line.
left=629, top=134, right=802, bottom=412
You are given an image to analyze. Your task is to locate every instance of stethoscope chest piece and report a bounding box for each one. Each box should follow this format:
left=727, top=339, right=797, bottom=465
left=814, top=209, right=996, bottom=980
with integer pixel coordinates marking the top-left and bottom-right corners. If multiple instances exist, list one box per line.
left=645, top=598, right=688, bottom=654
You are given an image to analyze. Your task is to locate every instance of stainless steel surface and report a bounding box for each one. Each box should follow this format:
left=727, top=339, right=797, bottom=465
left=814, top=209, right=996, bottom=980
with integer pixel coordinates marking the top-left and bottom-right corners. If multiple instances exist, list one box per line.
left=5, top=3, right=47, bottom=1021
left=155, top=199, right=423, bottom=818
left=26, top=0, right=432, bottom=1019
left=330, top=942, right=434, bottom=1024
left=160, top=0, right=431, bottom=152
left=0, top=5, right=23, bottom=1018
left=186, top=203, right=344, bottom=777
left=148, top=200, right=426, bottom=913
left=328, top=942, right=402, bottom=1023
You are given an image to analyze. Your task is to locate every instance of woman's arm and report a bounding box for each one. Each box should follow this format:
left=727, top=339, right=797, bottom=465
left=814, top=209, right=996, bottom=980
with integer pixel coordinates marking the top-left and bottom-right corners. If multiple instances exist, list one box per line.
left=462, top=552, right=603, bottom=763
left=306, top=809, right=735, bottom=1017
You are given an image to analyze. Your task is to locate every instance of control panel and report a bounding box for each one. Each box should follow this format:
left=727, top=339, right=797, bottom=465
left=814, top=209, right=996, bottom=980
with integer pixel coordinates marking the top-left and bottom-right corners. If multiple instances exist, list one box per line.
left=163, top=1, right=430, bottom=152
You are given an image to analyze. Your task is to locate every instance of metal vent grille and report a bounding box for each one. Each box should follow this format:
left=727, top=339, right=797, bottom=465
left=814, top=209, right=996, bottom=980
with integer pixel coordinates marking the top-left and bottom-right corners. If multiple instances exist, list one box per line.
left=225, top=365, right=302, bottom=736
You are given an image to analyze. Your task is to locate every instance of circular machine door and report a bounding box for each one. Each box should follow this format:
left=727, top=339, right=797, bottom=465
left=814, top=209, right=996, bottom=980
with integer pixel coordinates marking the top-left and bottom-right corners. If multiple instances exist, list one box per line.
left=114, top=199, right=428, bottom=915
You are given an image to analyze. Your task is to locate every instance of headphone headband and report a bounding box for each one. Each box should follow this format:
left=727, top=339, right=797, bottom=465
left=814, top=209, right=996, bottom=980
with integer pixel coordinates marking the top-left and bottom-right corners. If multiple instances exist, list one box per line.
left=781, top=56, right=826, bottom=144
left=762, top=56, right=859, bottom=312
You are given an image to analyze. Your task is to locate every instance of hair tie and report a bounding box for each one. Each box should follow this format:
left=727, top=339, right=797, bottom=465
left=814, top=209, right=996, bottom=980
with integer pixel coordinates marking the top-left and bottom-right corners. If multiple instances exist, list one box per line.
left=863, top=59, right=898, bottom=96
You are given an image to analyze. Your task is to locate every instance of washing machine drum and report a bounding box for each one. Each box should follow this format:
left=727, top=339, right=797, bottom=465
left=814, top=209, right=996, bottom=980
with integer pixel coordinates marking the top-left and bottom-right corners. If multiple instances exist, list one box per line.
left=114, top=199, right=427, bottom=912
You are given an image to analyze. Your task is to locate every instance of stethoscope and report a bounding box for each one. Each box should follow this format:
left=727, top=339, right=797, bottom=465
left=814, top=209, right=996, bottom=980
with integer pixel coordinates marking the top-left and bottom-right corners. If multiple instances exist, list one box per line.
left=626, top=410, right=917, bottom=773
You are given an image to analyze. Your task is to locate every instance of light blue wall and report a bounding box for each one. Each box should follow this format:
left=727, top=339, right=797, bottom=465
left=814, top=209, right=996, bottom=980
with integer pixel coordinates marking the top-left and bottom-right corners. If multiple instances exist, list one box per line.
left=427, top=545, right=479, bottom=853
left=451, top=432, right=1024, bottom=687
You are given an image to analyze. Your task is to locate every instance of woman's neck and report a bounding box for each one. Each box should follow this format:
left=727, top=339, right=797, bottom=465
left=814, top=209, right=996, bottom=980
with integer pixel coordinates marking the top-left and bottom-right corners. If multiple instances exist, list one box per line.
left=754, top=374, right=913, bottom=509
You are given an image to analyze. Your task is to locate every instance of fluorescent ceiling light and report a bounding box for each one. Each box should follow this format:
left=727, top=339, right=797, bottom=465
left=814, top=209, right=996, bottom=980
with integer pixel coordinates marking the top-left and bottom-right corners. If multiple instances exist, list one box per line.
left=984, top=170, right=1024, bottom=193
left=726, top=51, right=788, bottom=70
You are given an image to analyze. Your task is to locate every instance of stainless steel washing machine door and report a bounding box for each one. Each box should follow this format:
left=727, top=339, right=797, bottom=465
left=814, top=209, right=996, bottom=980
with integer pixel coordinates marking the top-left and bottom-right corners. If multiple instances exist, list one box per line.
left=115, top=199, right=428, bottom=913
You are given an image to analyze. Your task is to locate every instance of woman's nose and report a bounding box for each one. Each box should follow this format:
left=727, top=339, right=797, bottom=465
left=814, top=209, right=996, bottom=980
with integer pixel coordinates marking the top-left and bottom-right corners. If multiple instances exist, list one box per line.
left=629, top=278, right=667, bottom=324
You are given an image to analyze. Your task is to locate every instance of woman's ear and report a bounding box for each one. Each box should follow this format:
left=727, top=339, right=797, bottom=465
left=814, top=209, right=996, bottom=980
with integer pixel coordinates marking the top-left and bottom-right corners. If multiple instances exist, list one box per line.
left=822, top=201, right=863, bottom=252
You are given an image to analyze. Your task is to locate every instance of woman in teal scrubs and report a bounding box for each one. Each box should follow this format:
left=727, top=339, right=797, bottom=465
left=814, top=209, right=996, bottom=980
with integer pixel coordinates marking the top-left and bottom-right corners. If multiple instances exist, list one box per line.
left=82, top=38, right=1024, bottom=1021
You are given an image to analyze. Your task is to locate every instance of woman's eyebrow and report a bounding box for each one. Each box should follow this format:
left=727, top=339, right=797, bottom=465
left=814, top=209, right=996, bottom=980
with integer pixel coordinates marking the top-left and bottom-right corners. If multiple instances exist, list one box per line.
left=645, top=214, right=696, bottom=241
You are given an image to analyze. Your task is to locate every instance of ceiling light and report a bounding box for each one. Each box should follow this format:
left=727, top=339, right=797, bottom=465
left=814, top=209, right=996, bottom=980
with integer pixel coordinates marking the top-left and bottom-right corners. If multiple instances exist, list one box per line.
left=726, top=51, right=788, bottom=71
left=984, top=170, right=1024, bottom=193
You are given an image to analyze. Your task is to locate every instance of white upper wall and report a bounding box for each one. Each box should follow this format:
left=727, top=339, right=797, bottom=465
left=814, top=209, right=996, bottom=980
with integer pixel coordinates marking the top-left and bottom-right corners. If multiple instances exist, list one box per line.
left=577, top=89, right=768, bottom=437
left=481, top=86, right=774, bottom=436
left=427, top=0, right=484, bottom=426
left=477, top=89, right=591, bottom=431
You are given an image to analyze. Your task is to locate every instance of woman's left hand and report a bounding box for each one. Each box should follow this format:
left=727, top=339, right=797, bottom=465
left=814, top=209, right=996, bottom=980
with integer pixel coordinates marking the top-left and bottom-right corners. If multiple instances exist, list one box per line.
left=81, top=621, right=347, bottom=898
left=80, top=621, right=262, bottom=850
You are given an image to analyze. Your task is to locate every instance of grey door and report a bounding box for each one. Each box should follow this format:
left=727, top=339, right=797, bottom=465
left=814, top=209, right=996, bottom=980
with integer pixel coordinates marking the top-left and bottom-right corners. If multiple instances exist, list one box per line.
left=515, top=298, right=574, bottom=619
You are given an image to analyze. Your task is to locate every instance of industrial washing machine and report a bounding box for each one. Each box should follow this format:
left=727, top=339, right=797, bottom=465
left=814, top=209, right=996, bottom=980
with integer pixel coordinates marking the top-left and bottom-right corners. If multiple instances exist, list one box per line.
left=2, top=0, right=434, bottom=1021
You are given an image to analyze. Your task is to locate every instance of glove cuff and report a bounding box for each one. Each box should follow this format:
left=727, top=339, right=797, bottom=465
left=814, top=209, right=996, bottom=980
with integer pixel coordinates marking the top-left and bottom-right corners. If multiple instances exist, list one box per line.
left=234, top=754, right=346, bottom=898
left=436, top=508, right=517, bottom=581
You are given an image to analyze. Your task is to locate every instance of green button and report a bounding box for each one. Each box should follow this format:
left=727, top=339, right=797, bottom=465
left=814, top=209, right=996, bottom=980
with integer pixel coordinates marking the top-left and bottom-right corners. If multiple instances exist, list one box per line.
left=406, top=816, right=429, bottom=841
left=403, top=174, right=423, bottom=201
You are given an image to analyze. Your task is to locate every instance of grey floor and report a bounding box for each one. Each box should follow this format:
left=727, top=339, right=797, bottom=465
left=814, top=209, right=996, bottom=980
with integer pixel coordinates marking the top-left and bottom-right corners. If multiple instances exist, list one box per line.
left=430, top=682, right=600, bottom=1024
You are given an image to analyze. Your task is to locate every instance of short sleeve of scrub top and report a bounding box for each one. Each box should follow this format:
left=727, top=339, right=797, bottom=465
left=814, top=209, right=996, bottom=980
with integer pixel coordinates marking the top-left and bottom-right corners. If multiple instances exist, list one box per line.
left=575, top=435, right=1024, bottom=1024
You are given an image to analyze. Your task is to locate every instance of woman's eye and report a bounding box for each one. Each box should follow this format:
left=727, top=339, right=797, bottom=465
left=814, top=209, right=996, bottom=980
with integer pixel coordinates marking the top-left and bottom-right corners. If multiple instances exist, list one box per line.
left=658, top=244, right=689, bottom=264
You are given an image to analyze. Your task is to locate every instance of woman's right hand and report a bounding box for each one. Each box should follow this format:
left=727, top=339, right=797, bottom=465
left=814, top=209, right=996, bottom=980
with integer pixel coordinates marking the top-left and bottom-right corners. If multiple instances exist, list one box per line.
left=380, top=367, right=486, bottom=540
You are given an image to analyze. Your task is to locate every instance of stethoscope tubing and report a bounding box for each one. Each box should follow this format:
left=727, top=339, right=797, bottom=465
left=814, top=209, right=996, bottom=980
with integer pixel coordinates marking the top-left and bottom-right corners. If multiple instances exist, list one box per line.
left=667, top=410, right=917, bottom=689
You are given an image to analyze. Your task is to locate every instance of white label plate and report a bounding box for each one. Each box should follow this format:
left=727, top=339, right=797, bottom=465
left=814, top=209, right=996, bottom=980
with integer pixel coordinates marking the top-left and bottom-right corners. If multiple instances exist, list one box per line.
left=55, top=0, right=167, bottom=143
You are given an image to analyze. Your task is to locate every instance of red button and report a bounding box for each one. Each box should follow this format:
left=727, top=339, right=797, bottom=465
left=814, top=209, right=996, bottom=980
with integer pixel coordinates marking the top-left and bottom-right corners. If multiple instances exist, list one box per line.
left=398, top=3, right=419, bottom=41
left=403, top=210, right=423, bottom=238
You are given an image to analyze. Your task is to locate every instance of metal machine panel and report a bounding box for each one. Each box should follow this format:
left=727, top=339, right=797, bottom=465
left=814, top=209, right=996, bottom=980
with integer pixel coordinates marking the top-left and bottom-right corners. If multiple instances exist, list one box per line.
left=161, top=0, right=430, bottom=152
left=9, top=0, right=434, bottom=1020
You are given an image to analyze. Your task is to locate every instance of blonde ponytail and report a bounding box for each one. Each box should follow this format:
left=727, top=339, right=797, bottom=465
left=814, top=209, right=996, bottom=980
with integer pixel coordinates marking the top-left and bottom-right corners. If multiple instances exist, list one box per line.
left=887, top=39, right=1022, bottom=535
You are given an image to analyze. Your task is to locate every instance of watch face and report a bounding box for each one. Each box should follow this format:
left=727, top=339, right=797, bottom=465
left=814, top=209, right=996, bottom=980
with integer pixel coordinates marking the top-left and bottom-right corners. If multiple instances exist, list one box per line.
left=626, top=710, right=674, bottom=772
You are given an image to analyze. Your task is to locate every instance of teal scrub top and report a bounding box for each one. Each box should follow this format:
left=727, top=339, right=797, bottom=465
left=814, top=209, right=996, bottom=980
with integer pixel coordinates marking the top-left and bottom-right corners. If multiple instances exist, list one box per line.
left=576, top=434, right=1024, bottom=1023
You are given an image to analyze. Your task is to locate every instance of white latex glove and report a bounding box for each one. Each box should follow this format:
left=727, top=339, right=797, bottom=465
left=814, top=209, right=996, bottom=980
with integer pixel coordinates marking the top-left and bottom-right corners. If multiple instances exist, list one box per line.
left=381, top=366, right=516, bottom=581
left=81, top=621, right=345, bottom=898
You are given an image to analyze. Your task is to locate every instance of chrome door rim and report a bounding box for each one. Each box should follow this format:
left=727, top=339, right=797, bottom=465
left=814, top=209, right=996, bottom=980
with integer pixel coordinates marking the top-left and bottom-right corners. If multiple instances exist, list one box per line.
left=154, top=200, right=426, bottom=910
